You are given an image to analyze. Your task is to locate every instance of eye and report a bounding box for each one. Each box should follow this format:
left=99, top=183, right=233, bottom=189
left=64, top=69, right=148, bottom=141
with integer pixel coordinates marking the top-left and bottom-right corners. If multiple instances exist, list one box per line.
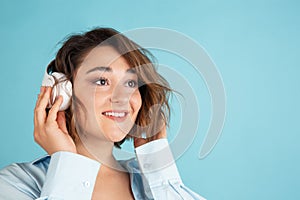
left=126, top=80, right=138, bottom=88
left=95, top=77, right=109, bottom=86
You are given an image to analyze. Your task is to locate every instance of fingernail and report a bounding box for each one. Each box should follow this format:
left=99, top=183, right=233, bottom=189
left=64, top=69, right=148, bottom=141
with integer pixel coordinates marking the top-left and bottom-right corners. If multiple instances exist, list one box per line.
left=40, top=86, right=43, bottom=92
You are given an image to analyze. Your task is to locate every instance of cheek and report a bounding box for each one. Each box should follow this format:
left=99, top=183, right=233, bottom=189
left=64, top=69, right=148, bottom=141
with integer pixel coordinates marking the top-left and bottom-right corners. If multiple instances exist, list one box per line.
left=93, top=92, right=107, bottom=112
left=130, top=90, right=142, bottom=112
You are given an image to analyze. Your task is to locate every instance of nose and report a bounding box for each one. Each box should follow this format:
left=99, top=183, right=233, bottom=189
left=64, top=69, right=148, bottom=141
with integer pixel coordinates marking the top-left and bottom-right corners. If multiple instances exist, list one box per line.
left=109, top=85, right=130, bottom=104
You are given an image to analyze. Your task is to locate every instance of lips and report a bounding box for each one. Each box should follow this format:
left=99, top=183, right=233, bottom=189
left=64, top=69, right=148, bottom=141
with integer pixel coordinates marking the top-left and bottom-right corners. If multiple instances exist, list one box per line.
left=102, top=110, right=129, bottom=122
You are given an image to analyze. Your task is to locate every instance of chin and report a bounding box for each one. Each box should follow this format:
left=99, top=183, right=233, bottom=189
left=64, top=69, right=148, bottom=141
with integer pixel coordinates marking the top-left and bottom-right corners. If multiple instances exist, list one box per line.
left=100, top=121, right=134, bottom=142
left=109, top=136, right=127, bottom=143
left=105, top=130, right=128, bottom=142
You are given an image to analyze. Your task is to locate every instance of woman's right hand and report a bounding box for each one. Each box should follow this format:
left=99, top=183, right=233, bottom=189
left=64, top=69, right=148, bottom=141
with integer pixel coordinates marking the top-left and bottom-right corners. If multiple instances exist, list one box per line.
left=34, top=86, right=77, bottom=155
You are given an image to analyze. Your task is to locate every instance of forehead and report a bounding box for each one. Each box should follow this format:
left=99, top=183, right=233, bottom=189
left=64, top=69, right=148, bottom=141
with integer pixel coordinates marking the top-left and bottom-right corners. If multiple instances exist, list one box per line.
left=78, top=46, right=130, bottom=73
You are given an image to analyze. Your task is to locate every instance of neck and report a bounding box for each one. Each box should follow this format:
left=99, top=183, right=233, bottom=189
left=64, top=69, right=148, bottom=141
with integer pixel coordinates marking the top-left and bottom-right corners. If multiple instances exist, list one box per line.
left=75, top=138, right=124, bottom=171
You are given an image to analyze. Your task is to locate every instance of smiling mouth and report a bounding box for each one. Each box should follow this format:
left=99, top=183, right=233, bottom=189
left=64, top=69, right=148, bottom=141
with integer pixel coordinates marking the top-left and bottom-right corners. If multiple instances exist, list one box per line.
left=102, top=111, right=129, bottom=122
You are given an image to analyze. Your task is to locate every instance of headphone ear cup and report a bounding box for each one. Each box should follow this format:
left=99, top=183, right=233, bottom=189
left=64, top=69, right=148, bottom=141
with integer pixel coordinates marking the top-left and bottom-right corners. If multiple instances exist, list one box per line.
left=42, top=71, right=72, bottom=111
left=51, top=72, right=72, bottom=111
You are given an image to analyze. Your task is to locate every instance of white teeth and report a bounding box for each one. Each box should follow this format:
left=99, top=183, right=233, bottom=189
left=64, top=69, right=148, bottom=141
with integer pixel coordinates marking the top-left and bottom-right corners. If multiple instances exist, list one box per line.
left=104, top=112, right=126, bottom=117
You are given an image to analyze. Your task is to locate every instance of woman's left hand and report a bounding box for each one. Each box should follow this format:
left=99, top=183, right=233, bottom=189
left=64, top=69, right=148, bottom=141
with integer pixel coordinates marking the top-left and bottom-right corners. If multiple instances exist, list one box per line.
left=133, top=125, right=167, bottom=148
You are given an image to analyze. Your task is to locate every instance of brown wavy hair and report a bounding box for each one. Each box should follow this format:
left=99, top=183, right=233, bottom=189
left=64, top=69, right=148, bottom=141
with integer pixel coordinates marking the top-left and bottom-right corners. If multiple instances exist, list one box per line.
left=47, top=27, right=171, bottom=148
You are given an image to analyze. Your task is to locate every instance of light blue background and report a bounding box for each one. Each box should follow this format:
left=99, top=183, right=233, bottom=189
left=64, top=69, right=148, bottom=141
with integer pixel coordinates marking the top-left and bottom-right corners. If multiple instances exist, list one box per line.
left=0, top=0, right=299, bottom=199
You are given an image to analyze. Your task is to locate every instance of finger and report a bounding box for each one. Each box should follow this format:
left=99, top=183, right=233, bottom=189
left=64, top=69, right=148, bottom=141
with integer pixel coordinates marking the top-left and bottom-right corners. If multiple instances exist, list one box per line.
left=151, top=123, right=167, bottom=140
left=35, top=86, right=49, bottom=107
left=57, top=111, right=68, bottom=134
left=37, top=86, right=52, bottom=110
left=34, top=87, right=50, bottom=125
left=133, top=137, right=147, bottom=148
left=47, top=95, right=63, bottom=122
left=34, top=90, right=46, bottom=139
left=34, top=94, right=41, bottom=125
left=35, top=87, right=44, bottom=108
left=157, top=125, right=167, bottom=139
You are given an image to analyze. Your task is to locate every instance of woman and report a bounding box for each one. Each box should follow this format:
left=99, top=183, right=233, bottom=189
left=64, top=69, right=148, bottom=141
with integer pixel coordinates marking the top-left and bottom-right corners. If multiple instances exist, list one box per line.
left=0, top=27, right=205, bottom=200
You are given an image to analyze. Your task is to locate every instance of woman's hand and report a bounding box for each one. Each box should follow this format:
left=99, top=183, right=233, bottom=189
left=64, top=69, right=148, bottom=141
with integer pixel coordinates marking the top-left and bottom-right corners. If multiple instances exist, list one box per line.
left=34, top=86, right=77, bottom=155
left=133, top=125, right=167, bottom=148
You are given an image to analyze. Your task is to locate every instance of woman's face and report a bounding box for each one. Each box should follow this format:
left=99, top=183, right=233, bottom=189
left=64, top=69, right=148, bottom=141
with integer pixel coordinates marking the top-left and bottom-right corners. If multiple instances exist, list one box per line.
left=73, top=46, right=142, bottom=143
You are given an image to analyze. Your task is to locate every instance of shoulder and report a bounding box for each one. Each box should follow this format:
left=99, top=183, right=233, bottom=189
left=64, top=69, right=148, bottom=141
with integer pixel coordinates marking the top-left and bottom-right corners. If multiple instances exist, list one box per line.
left=0, top=155, right=50, bottom=198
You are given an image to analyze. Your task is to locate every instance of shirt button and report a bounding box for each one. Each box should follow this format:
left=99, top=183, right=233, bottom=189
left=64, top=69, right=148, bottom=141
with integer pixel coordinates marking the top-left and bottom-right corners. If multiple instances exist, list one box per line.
left=83, top=181, right=90, bottom=188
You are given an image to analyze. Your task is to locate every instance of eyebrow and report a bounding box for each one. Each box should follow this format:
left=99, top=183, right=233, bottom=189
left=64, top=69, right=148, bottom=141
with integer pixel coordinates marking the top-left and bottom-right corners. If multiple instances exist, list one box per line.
left=86, top=66, right=136, bottom=74
left=86, top=66, right=111, bottom=74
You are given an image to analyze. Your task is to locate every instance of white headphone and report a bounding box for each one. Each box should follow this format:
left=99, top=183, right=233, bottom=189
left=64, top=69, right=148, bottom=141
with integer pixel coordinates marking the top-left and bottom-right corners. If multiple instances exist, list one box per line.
left=42, top=69, right=72, bottom=111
